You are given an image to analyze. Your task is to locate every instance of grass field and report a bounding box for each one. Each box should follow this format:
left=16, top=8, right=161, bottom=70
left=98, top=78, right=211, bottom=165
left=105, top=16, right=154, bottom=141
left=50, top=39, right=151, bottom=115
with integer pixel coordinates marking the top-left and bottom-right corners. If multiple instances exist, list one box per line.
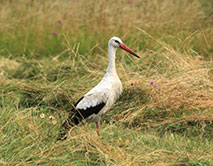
left=0, top=0, right=213, bottom=165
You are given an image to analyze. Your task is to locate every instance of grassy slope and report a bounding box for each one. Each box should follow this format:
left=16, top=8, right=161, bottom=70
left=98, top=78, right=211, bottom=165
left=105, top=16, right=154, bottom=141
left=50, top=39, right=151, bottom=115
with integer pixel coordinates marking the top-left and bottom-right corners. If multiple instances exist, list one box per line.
left=0, top=0, right=213, bottom=165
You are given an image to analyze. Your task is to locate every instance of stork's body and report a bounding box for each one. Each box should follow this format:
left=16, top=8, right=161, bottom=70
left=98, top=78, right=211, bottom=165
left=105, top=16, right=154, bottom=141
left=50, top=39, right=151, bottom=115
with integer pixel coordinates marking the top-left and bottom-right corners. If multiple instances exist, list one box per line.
left=57, top=37, right=139, bottom=140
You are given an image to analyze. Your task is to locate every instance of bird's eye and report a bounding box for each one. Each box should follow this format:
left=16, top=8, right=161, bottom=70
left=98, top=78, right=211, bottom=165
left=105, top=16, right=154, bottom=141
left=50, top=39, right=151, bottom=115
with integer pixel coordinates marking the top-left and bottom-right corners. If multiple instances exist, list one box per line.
left=115, top=40, right=120, bottom=44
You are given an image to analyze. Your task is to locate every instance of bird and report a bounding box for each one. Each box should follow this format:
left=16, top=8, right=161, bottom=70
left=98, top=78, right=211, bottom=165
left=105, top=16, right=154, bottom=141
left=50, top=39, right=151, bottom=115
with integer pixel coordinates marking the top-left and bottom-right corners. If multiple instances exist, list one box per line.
left=57, top=37, right=140, bottom=140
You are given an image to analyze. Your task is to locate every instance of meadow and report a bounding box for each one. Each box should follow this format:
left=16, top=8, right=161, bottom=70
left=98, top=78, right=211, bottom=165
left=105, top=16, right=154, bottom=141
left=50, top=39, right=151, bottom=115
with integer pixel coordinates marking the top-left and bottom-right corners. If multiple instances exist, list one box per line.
left=0, top=0, right=213, bottom=165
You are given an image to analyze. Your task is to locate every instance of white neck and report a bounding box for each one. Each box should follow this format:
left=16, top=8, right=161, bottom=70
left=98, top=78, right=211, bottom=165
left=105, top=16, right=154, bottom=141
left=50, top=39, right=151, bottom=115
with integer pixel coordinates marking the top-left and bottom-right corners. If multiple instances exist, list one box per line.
left=106, top=44, right=117, bottom=74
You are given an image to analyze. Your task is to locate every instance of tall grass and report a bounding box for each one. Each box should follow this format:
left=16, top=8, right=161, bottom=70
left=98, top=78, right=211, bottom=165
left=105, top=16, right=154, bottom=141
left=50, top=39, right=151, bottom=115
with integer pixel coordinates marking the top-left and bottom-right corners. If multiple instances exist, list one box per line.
left=0, top=0, right=213, bottom=165
left=0, top=0, right=212, bottom=57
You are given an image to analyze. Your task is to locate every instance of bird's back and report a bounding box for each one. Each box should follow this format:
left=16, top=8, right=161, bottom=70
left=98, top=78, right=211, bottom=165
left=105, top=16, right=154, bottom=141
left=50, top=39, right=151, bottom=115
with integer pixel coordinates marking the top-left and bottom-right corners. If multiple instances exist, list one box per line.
left=83, top=73, right=122, bottom=120
left=63, top=73, right=122, bottom=126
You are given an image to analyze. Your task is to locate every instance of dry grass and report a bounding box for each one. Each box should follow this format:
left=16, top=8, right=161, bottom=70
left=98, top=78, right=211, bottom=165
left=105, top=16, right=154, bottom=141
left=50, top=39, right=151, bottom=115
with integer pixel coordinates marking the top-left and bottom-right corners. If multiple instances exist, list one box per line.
left=0, top=0, right=213, bottom=165
left=139, top=28, right=213, bottom=110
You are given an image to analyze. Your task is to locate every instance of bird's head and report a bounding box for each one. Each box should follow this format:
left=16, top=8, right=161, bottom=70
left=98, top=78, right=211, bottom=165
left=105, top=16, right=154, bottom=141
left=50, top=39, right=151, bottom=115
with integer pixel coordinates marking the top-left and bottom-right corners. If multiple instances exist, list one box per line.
left=108, top=37, right=140, bottom=58
left=108, top=37, right=123, bottom=48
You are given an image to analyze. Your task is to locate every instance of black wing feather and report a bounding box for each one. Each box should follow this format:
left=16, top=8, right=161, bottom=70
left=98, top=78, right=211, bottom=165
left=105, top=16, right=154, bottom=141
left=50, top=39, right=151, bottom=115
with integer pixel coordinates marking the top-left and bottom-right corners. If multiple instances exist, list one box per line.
left=57, top=96, right=105, bottom=141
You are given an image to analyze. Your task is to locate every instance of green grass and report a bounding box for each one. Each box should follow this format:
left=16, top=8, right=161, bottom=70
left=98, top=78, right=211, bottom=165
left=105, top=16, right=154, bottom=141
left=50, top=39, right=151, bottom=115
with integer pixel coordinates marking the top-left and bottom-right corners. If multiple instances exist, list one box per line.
left=0, top=0, right=213, bottom=165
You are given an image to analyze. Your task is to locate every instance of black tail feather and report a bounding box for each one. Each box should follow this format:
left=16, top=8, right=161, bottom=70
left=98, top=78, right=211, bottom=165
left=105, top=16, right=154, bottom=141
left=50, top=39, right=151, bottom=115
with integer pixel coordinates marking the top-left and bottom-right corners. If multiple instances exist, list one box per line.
left=56, top=117, right=81, bottom=141
left=57, top=128, right=68, bottom=141
left=56, top=96, right=105, bottom=141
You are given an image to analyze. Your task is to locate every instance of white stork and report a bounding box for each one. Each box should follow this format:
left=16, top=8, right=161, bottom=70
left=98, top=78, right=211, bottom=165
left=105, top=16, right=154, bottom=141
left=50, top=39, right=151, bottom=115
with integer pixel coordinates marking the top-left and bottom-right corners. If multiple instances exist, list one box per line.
left=57, top=37, right=139, bottom=140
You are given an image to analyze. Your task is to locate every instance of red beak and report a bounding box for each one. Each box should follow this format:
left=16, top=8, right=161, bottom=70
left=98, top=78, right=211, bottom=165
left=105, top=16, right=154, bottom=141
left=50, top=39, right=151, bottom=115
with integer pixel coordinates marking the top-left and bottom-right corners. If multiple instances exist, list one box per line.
left=119, top=43, right=140, bottom=58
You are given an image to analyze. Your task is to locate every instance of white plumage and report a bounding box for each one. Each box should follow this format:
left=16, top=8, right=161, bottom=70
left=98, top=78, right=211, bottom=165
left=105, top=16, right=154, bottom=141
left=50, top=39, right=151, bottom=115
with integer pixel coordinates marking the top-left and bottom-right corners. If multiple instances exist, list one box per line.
left=58, top=37, right=139, bottom=140
left=78, top=71, right=123, bottom=122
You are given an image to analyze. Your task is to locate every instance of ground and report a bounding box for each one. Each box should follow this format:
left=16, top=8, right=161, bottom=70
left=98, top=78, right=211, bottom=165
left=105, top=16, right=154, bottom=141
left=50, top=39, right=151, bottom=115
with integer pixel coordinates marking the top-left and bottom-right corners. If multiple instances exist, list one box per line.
left=0, top=0, right=213, bottom=165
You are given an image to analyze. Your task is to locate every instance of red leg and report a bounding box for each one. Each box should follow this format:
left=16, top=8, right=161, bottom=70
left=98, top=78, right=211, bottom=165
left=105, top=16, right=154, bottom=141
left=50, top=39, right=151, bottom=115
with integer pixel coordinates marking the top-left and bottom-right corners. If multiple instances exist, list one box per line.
left=96, top=122, right=100, bottom=136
